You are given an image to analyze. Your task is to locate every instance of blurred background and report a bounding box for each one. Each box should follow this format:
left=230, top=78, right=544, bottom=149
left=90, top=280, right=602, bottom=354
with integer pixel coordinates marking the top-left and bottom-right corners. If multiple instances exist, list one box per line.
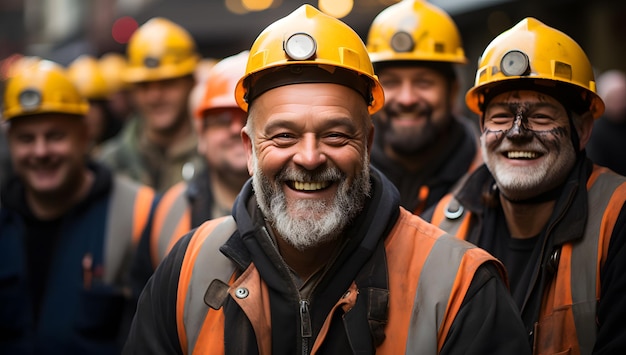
left=1, top=0, right=625, bottom=111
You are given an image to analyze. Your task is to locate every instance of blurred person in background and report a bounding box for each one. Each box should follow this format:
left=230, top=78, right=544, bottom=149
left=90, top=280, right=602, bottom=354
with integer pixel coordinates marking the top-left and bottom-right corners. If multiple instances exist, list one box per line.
left=98, top=52, right=134, bottom=127
left=132, top=51, right=250, bottom=287
left=0, top=55, right=42, bottom=191
left=97, top=18, right=204, bottom=193
left=428, top=18, right=626, bottom=354
left=0, top=59, right=157, bottom=354
left=67, top=54, right=123, bottom=154
left=0, top=124, right=11, bottom=195
left=365, top=0, right=481, bottom=216
left=585, top=69, right=626, bottom=176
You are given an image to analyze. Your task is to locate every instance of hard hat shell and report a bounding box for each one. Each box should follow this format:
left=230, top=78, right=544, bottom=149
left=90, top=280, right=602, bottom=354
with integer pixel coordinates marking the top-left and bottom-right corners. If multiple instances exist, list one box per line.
left=3, top=60, right=89, bottom=121
left=366, top=0, right=467, bottom=65
left=67, top=54, right=109, bottom=100
left=234, top=4, right=384, bottom=114
left=124, top=17, right=199, bottom=83
left=466, top=17, right=604, bottom=119
left=99, top=52, right=130, bottom=93
left=196, top=51, right=248, bottom=119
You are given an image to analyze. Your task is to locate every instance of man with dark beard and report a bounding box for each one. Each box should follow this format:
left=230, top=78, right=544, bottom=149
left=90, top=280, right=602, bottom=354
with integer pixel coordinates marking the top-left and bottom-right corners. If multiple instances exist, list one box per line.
left=365, top=0, right=481, bottom=215
left=123, top=5, right=530, bottom=355
left=427, top=18, right=626, bottom=354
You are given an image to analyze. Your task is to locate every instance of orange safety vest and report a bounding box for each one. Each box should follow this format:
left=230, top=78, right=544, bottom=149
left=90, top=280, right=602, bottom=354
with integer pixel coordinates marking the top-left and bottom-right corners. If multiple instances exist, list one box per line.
left=175, top=209, right=503, bottom=355
left=431, top=166, right=626, bottom=355
left=150, top=181, right=191, bottom=269
left=104, top=174, right=156, bottom=283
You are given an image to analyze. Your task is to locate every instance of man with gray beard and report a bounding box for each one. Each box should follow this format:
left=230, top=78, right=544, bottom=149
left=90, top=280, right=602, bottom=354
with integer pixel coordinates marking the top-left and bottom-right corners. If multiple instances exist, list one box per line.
left=365, top=0, right=482, bottom=216
left=123, top=5, right=530, bottom=355
left=427, top=18, right=626, bottom=354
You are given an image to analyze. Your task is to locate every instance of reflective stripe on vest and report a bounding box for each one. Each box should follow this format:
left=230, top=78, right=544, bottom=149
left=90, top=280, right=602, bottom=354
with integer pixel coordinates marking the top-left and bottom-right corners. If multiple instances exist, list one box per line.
left=176, top=209, right=499, bottom=354
left=151, top=181, right=191, bottom=268
left=104, top=175, right=155, bottom=284
left=408, top=233, right=495, bottom=353
left=176, top=216, right=237, bottom=355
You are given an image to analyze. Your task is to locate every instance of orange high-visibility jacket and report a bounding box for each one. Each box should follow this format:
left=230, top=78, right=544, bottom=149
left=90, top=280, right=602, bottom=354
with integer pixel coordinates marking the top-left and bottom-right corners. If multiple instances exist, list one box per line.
left=431, top=165, right=626, bottom=355
left=176, top=210, right=504, bottom=354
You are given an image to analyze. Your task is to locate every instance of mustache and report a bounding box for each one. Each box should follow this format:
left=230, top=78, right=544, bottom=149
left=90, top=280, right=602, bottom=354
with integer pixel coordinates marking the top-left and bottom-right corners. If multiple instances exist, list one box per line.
left=276, top=165, right=344, bottom=183
left=386, top=101, right=433, bottom=116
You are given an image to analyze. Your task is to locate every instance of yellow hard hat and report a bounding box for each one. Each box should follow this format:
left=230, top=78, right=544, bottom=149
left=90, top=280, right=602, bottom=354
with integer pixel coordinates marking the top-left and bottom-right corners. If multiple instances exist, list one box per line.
left=466, top=17, right=604, bottom=119
left=196, top=51, right=248, bottom=119
left=366, top=0, right=467, bottom=65
left=67, top=54, right=109, bottom=100
left=124, top=17, right=199, bottom=83
left=99, top=52, right=130, bottom=93
left=234, top=4, right=384, bottom=114
left=3, top=60, right=89, bottom=121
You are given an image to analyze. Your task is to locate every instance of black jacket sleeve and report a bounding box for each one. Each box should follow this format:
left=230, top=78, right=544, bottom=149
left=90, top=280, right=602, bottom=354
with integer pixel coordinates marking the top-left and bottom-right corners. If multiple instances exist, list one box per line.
left=122, top=232, right=193, bottom=355
left=440, top=262, right=532, bottom=355
left=594, top=204, right=626, bottom=354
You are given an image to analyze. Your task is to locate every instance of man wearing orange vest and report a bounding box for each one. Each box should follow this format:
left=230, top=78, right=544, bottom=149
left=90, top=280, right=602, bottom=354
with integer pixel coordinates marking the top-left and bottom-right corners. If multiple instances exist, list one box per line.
left=131, top=51, right=250, bottom=286
left=0, top=59, right=157, bottom=354
left=426, top=18, right=626, bottom=354
left=124, top=5, right=530, bottom=355
left=365, top=0, right=482, bottom=216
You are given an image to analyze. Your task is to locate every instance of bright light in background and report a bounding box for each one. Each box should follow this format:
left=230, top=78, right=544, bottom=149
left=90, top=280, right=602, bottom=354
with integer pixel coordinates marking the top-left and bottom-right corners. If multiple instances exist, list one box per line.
left=243, top=0, right=274, bottom=11
left=225, top=0, right=248, bottom=14
left=319, top=0, right=354, bottom=19
left=111, top=16, right=138, bottom=44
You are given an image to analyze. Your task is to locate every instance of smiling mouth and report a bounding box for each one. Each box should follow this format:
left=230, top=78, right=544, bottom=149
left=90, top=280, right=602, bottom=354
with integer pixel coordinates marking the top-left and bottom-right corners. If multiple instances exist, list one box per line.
left=505, top=151, right=541, bottom=159
left=289, top=181, right=331, bottom=191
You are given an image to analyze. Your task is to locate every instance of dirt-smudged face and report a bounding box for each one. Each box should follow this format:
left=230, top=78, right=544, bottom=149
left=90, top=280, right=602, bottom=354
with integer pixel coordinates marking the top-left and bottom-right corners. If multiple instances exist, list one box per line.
left=480, top=90, right=576, bottom=201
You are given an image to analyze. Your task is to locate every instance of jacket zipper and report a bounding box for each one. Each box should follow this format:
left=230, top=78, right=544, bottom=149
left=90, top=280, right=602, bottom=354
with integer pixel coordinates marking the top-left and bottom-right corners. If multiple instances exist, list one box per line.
left=260, top=226, right=314, bottom=354
left=300, top=299, right=312, bottom=355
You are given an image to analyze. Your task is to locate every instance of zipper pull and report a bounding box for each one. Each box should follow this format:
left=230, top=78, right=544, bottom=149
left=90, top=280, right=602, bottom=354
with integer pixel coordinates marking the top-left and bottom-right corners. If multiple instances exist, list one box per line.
left=300, top=299, right=312, bottom=338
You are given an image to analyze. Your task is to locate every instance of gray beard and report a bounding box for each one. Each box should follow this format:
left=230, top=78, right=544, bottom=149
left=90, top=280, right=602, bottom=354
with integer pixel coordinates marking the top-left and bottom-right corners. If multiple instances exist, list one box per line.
left=251, top=151, right=371, bottom=251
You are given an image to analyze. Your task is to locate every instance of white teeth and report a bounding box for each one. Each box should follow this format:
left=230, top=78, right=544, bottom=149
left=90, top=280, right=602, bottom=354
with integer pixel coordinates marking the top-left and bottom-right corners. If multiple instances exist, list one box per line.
left=293, top=181, right=330, bottom=191
left=507, top=151, right=538, bottom=159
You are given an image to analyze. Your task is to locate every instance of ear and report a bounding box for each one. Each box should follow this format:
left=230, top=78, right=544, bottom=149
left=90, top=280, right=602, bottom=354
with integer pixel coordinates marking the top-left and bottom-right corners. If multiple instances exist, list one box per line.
left=241, top=127, right=254, bottom=176
left=577, top=111, right=595, bottom=150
